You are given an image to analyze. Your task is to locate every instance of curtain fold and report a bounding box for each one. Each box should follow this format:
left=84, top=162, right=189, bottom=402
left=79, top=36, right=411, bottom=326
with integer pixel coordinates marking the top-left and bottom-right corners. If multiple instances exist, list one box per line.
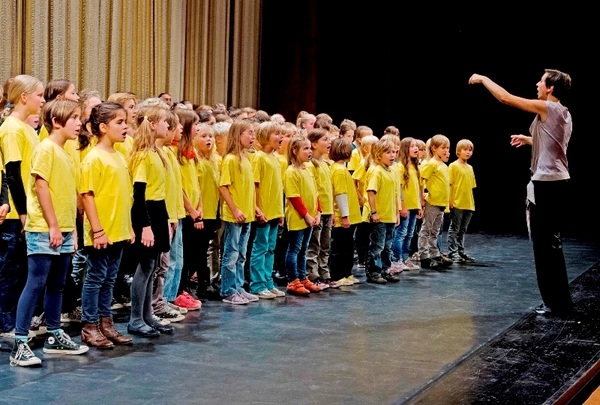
left=0, top=0, right=260, bottom=108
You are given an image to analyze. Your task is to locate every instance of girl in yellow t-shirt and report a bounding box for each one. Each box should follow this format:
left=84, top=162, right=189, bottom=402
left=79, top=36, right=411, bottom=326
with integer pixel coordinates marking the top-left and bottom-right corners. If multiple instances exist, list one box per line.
left=79, top=102, right=134, bottom=348
left=418, top=134, right=452, bottom=269
left=0, top=75, right=44, bottom=338
left=365, top=139, right=401, bottom=284
left=248, top=121, right=286, bottom=299
left=11, top=100, right=89, bottom=366
left=126, top=104, right=172, bottom=337
left=305, top=128, right=336, bottom=289
left=171, top=109, right=202, bottom=310
left=391, top=137, right=423, bottom=272
left=329, top=138, right=362, bottom=286
left=193, top=123, right=221, bottom=299
left=150, top=110, right=186, bottom=323
left=219, top=120, right=258, bottom=304
left=284, top=136, right=323, bottom=296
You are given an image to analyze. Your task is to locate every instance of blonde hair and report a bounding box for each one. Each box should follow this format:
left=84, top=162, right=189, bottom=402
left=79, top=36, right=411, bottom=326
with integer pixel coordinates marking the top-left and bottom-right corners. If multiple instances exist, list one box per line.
left=359, top=135, right=379, bottom=158
left=1, top=74, right=43, bottom=121
left=107, top=92, right=137, bottom=107
left=354, top=125, right=373, bottom=142
left=255, top=121, right=281, bottom=147
left=370, top=139, right=395, bottom=167
left=129, top=104, right=168, bottom=171
left=428, top=134, right=450, bottom=157
left=226, top=120, right=254, bottom=171
left=380, top=134, right=400, bottom=148
left=196, top=123, right=218, bottom=171
left=287, top=135, right=310, bottom=167
left=456, top=139, right=474, bottom=156
left=297, top=113, right=316, bottom=130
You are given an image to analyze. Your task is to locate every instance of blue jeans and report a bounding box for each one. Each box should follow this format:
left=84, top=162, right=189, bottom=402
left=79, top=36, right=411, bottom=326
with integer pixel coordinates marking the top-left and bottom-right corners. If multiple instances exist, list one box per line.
left=249, top=218, right=279, bottom=294
left=285, top=227, right=312, bottom=281
left=15, top=253, right=71, bottom=336
left=163, top=219, right=184, bottom=302
left=0, top=219, right=27, bottom=332
left=392, top=210, right=419, bottom=262
left=367, top=222, right=395, bottom=277
left=220, top=221, right=251, bottom=297
left=82, top=242, right=125, bottom=324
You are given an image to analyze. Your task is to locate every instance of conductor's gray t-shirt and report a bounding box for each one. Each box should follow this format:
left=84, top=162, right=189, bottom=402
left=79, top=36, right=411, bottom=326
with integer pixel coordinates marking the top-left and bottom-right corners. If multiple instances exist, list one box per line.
left=529, top=101, right=572, bottom=181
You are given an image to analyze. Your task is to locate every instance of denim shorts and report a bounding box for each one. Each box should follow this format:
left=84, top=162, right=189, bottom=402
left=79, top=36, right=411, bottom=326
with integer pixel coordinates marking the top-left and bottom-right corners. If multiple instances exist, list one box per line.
left=25, top=231, right=75, bottom=256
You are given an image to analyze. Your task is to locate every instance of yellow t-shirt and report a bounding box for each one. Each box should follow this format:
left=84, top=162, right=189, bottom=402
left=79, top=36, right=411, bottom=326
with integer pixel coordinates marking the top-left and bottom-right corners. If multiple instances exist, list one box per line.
left=162, top=147, right=178, bottom=223
left=165, top=146, right=186, bottom=219
left=38, top=125, right=49, bottom=142
left=114, top=135, right=134, bottom=159
left=366, top=164, right=397, bottom=223
left=330, top=162, right=361, bottom=227
left=197, top=157, right=220, bottom=220
left=390, top=162, right=401, bottom=211
left=79, top=147, right=132, bottom=246
left=284, top=164, right=318, bottom=231
left=352, top=159, right=368, bottom=197
left=306, top=160, right=333, bottom=215
left=274, top=152, right=288, bottom=180
left=130, top=150, right=166, bottom=201
left=79, top=137, right=98, bottom=163
left=420, top=158, right=450, bottom=207
left=347, top=148, right=362, bottom=172
left=179, top=156, right=200, bottom=212
left=252, top=150, right=284, bottom=221
left=25, top=139, right=77, bottom=232
left=219, top=154, right=255, bottom=223
left=0, top=116, right=40, bottom=220
left=399, top=163, right=421, bottom=210
left=64, top=139, right=80, bottom=171
left=449, top=160, right=476, bottom=211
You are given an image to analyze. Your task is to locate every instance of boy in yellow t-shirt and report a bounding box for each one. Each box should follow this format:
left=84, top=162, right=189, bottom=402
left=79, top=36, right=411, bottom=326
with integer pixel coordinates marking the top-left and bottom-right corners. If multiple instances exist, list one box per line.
left=447, top=139, right=476, bottom=263
left=418, top=134, right=453, bottom=269
left=365, top=139, right=400, bottom=284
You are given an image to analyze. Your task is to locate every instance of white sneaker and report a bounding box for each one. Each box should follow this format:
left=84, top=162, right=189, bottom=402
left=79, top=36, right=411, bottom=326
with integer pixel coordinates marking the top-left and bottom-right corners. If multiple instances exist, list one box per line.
left=269, top=288, right=286, bottom=297
left=167, top=302, right=188, bottom=314
left=152, top=314, right=170, bottom=326
left=256, top=290, right=277, bottom=299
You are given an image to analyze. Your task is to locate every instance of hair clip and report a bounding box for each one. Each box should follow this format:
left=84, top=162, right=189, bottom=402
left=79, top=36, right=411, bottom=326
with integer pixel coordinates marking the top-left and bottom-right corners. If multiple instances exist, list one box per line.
left=143, top=115, right=148, bottom=121
left=6, top=103, right=13, bottom=108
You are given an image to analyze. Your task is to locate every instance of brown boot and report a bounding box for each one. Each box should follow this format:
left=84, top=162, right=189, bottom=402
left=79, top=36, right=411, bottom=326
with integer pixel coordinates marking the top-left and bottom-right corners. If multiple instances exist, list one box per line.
left=100, top=317, right=133, bottom=345
left=81, top=322, right=114, bottom=349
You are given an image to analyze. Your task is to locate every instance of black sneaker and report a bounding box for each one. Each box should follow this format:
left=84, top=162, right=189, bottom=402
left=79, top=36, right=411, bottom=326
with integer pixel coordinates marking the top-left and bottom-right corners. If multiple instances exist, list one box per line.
left=43, top=330, right=89, bottom=355
left=449, top=253, right=465, bottom=263
left=366, top=274, right=387, bottom=284
left=420, top=258, right=439, bottom=269
left=10, top=339, right=42, bottom=367
left=459, top=253, right=476, bottom=263
left=382, top=272, right=400, bottom=283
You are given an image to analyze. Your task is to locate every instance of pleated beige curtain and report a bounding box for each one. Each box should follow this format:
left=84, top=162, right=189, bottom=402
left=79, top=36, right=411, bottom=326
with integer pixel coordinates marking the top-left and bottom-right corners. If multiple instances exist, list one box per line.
left=0, top=0, right=260, bottom=108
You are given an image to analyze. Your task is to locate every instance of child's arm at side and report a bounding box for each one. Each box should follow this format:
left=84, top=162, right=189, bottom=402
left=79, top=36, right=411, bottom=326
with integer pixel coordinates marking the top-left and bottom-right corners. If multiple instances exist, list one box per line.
left=220, top=185, right=246, bottom=222
left=254, top=183, right=266, bottom=223
left=81, top=191, right=111, bottom=249
left=367, top=190, right=379, bottom=223
left=0, top=171, right=10, bottom=223
left=35, top=175, right=62, bottom=247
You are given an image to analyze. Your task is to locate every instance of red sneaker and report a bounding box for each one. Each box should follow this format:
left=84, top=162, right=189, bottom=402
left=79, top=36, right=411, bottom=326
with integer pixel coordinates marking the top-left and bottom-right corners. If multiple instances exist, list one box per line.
left=174, top=294, right=201, bottom=310
left=301, top=278, right=322, bottom=293
left=286, top=279, right=310, bottom=296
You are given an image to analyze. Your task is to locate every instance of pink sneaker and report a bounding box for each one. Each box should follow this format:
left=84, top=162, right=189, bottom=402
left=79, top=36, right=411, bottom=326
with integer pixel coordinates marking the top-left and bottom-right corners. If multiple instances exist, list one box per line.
left=239, top=290, right=259, bottom=302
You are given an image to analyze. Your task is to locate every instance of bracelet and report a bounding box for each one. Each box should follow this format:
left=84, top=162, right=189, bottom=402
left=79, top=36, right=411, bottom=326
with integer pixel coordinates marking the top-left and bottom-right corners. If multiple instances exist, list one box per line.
left=93, top=233, right=105, bottom=239
left=370, top=210, right=377, bottom=215
left=93, top=229, right=104, bottom=234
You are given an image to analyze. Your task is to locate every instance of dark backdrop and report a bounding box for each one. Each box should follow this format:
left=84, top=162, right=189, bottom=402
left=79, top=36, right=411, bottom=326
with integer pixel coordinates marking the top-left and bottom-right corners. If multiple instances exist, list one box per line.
left=259, top=1, right=595, bottom=238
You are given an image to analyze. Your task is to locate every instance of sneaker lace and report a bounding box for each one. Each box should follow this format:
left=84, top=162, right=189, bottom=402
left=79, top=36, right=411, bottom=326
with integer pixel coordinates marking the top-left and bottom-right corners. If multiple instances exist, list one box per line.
left=10, top=342, right=34, bottom=367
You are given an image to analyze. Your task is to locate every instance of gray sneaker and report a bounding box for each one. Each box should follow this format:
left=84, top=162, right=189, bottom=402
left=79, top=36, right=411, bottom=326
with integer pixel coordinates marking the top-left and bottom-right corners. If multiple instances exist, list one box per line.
left=239, top=290, right=259, bottom=302
left=43, top=330, right=89, bottom=355
left=10, top=339, right=42, bottom=367
left=222, top=292, right=248, bottom=305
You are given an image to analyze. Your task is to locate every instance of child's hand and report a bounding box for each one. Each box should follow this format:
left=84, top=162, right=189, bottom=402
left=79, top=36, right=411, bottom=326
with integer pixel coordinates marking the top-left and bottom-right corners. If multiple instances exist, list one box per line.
left=400, top=208, right=408, bottom=219
left=417, top=209, right=423, bottom=219
left=194, top=219, right=205, bottom=230
left=304, top=214, right=315, bottom=227
left=468, top=74, right=486, bottom=84
left=141, top=226, right=154, bottom=248
left=370, top=213, right=380, bottom=223
left=0, top=203, right=9, bottom=223
left=129, top=227, right=136, bottom=244
left=49, top=226, right=63, bottom=248
left=341, top=217, right=350, bottom=228
left=314, top=212, right=321, bottom=227
left=278, top=217, right=285, bottom=227
left=233, top=208, right=246, bottom=223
